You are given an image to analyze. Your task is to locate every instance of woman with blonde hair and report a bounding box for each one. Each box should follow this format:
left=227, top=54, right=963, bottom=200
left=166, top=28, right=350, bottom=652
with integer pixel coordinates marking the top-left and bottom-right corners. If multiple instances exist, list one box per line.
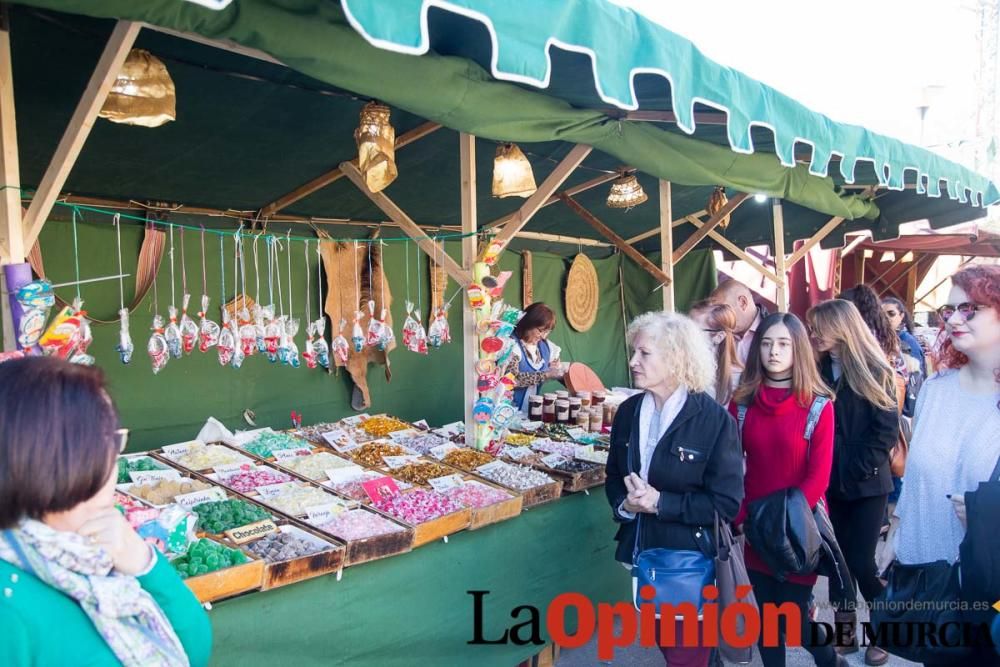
left=689, top=300, right=743, bottom=405
left=605, top=312, right=744, bottom=667
left=729, top=312, right=843, bottom=667
left=808, top=299, right=899, bottom=666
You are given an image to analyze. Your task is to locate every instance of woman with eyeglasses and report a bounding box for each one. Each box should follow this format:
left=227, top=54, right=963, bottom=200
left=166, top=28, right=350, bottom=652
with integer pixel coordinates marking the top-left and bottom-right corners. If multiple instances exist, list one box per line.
left=892, top=265, right=1000, bottom=667
left=511, top=302, right=567, bottom=412
left=880, top=296, right=926, bottom=377
left=689, top=300, right=743, bottom=405
left=808, top=300, right=899, bottom=666
left=0, top=357, right=212, bottom=666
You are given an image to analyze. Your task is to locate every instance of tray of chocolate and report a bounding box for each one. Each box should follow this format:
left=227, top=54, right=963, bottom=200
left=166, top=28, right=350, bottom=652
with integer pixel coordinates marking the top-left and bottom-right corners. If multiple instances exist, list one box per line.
left=153, top=440, right=255, bottom=474
left=170, top=536, right=265, bottom=602
left=240, top=524, right=344, bottom=591
left=469, top=460, right=563, bottom=508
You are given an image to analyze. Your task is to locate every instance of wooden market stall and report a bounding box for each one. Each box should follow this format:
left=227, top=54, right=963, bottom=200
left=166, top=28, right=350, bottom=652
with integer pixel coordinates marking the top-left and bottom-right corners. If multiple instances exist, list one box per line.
left=0, top=1, right=997, bottom=666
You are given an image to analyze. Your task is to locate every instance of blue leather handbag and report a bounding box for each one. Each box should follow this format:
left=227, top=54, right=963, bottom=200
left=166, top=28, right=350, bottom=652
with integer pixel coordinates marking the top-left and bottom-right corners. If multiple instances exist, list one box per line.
left=627, top=397, right=715, bottom=615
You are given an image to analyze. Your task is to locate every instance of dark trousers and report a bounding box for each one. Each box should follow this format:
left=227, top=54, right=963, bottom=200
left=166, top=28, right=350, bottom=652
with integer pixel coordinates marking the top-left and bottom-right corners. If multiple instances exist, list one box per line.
left=827, top=494, right=888, bottom=610
left=923, top=646, right=1000, bottom=667
left=748, top=570, right=839, bottom=667
left=654, top=620, right=710, bottom=667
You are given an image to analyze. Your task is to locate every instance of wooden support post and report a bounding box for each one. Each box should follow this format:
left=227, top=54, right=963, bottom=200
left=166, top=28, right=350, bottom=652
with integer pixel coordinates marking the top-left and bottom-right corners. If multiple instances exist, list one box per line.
left=785, top=216, right=845, bottom=269
left=772, top=200, right=787, bottom=312
left=623, top=209, right=708, bottom=245
left=0, top=9, right=22, bottom=264
left=855, top=252, right=867, bottom=286
left=459, top=133, right=477, bottom=447
left=876, top=254, right=934, bottom=297
left=339, top=161, right=471, bottom=286
left=489, top=144, right=592, bottom=253
left=868, top=255, right=910, bottom=290
left=259, top=122, right=442, bottom=217
left=671, top=192, right=749, bottom=264
left=482, top=170, right=615, bottom=231
left=558, top=194, right=671, bottom=286
left=659, top=180, right=674, bottom=311
left=22, top=20, right=141, bottom=251
left=904, top=256, right=920, bottom=309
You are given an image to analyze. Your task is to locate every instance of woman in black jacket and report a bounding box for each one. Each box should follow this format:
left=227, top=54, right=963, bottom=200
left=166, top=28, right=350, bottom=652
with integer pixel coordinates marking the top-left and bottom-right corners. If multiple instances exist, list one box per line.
left=808, top=300, right=899, bottom=666
left=606, top=311, right=744, bottom=667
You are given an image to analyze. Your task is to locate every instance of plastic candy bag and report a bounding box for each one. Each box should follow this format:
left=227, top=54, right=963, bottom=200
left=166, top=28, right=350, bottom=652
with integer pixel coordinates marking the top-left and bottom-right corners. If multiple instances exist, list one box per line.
left=365, top=300, right=384, bottom=348
left=351, top=310, right=365, bottom=353
left=313, top=318, right=331, bottom=369
left=148, top=314, right=169, bottom=374
left=217, top=312, right=235, bottom=367
left=164, top=305, right=182, bottom=359
left=333, top=318, right=351, bottom=365
left=197, top=295, right=220, bottom=352
left=428, top=305, right=451, bottom=348
left=253, top=304, right=268, bottom=354
left=264, top=315, right=282, bottom=363
left=117, top=308, right=134, bottom=364
left=179, top=294, right=199, bottom=355
left=302, top=321, right=317, bottom=369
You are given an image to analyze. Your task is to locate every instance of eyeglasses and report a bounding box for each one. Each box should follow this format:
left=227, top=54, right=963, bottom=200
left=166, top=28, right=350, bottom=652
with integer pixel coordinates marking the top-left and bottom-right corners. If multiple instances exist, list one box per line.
left=938, top=303, right=982, bottom=321
left=115, top=428, right=130, bottom=453
left=883, top=309, right=900, bottom=318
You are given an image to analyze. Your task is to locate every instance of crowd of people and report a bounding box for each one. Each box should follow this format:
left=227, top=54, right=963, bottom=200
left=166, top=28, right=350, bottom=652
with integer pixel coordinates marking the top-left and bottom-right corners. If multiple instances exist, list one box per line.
left=607, top=264, right=1000, bottom=667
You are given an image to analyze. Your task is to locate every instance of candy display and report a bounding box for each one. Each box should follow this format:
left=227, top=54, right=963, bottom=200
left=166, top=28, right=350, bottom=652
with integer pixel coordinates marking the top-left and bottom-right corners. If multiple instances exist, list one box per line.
left=261, top=483, right=347, bottom=517
left=534, top=423, right=576, bottom=441
left=360, top=416, right=410, bottom=437
left=546, top=459, right=598, bottom=474
left=167, top=443, right=248, bottom=470
left=530, top=439, right=580, bottom=458
left=443, top=481, right=513, bottom=509
left=220, top=467, right=293, bottom=494
left=393, top=462, right=454, bottom=485
left=325, top=470, right=411, bottom=500
left=117, top=456, right=168, bottom=483
left=137, top=505, right=198, bottom=556
left=172, top=538, right=249, bottom=579
left=193, top=499, right=271, bottom=533
left=242, top=431, right=313, bottom=459
left=372, top=489, right=463, bottom=524
left=316, top=509, right=406, bottom=541
left=245, top=531, right=328, bottom=563
left=503, top=433, right=536, bottom=447
left=349, top=442, right=407, bottom=467
left=282, top=452, right=353, bottom=480
left=128, top=478, right=211, bottom=505
left=442, top=448, right=495, bottom=471
left=476, top=462, right=554, bottom=491
left=392, top=432, right=448, bottom=455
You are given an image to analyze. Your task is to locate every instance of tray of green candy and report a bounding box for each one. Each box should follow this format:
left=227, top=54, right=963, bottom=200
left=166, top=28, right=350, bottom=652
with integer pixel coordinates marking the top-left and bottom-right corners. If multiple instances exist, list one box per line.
left=192, top=498, right=273, bottom=535
left=172, top=537, right=264, bottom=602
left=116, top=455, right=170, bottom=484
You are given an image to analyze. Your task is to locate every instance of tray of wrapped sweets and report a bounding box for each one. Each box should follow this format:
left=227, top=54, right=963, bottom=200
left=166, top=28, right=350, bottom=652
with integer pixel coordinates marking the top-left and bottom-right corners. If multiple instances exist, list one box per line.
left=319, top=464, right=413, bottom=501
left=423, top=472, right=522, bottom=530
left=153, top=440, right=254, bottom=473
left=470, top=460, right=563, bottom=508
left=230, top=429, right=317, bottom=461
left=170, top=537, right=265, bottom=602
left=116, top=453, right=173, bottom=484
left=268, top=449, right=357, bottom=482
left=240, top=524, right=344, bottom=591
left=524, top=440, right=606, bottom=492
left=347, top=440, right=419, bottom=469
left=356, top=414, right=413, bottom=438
left=117, top=475, right=226, bottom=510
left=364, top=485, right=471, bottom=548
left=247, top=481, right=357, bottom=519
left=302, top=504, right=414, bottom=566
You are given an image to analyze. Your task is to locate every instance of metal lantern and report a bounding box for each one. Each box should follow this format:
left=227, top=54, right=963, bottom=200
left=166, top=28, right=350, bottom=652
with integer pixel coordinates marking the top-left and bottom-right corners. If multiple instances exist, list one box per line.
left=99, top=49, right=176, bottom=128
left=606, top=173, right=647, bottom=209
left=492, top=143, right=536, bottom=198
left=354, top=101, right=398, bottom=193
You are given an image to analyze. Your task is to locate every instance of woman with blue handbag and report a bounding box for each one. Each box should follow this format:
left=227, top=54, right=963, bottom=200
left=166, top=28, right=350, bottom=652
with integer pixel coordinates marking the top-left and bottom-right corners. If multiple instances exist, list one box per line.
left=605, top=312, right=744, bottom=667
left=730, top=313, right=846, bottom=667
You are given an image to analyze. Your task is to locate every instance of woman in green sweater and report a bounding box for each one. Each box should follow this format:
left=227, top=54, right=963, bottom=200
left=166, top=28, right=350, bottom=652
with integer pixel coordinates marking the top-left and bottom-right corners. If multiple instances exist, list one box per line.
left=0, top=357, right=211, bottom=666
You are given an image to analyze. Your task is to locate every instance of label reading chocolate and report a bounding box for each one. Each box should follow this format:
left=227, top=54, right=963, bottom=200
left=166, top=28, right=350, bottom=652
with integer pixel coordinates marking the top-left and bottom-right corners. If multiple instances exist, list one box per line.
left=272, top=447, right=312, bottom=462
left=427, top=474, right=465, bottom=493
left=226, top=519, right=278, bottom=544
left=382, top=455, right=421, bottom=469
left=175, top=487, right=227, bottom=509
left=541, top=454, right=567, bottom=468
left=129, top=469, right=181, bottom=484
left=429, top=443, right=460, bottom=460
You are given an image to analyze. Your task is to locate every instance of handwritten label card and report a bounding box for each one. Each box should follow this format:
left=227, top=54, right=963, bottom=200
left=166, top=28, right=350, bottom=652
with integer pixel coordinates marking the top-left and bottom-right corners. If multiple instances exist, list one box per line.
left=272, top=447, right=312, bottom=462
left=574, top=446, right=609, bottom=464
left=433, top=422, right=465, bottom=438
left=304, top=503, right=347, bottom=524
left=324, top=465, right=367, bottom=484
left=502, top=446, right=534, bottom=462
left=412, top=419, right=430, bottom=431
left=388, top=429, right=420, bottom=443
left=382, top=455, right=422, bottom=470
left=429, top=443, right=460, bottom=460
left=213, top=463, right=254, bottom=477
left=174, top=487, right=227, bottom=509
left=541, top=454, right=567, bottom=468
left=129, top=469, right=181, bottom=484
left=476, top=461, right=506, bottom=475
left=321, top=429, right=359, bottom=453
left=427, top=474, right=465, bottom=493
left=256, top=482, right=300, bottom=498
left=340, top=414, right=369, bottom=427
left=160, top=440, right=202, bottom=458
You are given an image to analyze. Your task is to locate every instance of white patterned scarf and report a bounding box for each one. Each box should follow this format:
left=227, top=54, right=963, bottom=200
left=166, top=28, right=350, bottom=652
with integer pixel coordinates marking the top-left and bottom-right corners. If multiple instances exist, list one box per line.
left=0, top=519, right=189, bottom=667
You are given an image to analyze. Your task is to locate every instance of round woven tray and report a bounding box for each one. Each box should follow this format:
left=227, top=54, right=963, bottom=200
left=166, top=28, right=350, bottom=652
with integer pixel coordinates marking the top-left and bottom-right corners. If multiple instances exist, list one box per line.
left=565, top=254, right=599, bottom=332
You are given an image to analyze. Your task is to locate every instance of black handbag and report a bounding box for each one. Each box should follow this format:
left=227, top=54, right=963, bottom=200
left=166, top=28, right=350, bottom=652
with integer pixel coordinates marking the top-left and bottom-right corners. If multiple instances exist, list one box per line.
left=870, top=559, right=972, bottom=663
left=959, top=454, right=1000, bottom=606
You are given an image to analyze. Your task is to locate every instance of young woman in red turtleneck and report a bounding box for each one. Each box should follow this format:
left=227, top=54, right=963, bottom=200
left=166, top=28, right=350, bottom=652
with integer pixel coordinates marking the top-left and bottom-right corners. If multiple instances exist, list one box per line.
left=728, top=312, right=842, bottom=667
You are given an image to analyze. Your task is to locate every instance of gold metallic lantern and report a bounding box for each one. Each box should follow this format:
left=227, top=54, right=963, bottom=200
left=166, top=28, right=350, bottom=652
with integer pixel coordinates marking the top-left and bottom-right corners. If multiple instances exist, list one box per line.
left=606, top=172, right=647, bottom=209
left=99, top=49, right=176, bottom=128
left=492, top=143, right=537, bottom=198
left=354, top=101, right=398, bottom=193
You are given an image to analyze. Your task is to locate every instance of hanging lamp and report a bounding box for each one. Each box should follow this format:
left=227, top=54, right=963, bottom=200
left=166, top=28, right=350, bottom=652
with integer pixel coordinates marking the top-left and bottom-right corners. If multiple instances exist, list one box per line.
left=354, top=101, right=398, bottom=193
left=492, top=143, right=536, bottom=198
left=606, top=171, right=647, bottom=209
left=99, top=49, right=176, bottom=128
left=707, top=185, right=731, bottom=228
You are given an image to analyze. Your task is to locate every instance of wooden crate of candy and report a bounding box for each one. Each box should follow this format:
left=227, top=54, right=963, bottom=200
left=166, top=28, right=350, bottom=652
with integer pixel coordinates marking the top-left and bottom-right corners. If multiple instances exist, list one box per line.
left=225, top=429, right=318, bottom=465
left=171, top=537, right=265, bottom=603
left=468, top=460, right=563, bottom=508
left=361, top=484, right=472, bottom=548
left=152, top=440, right=255, bottom=475
left=522, top=440, right=606, bottom=493
left=116, top=453, right=175, bottom=485
left=417, top=448, right=523, bottom=529
left=240, top=524, right=344, bottom=591
left=300, top=505, right=414, bottom=567
left=261, top=447, right=360, bottom=484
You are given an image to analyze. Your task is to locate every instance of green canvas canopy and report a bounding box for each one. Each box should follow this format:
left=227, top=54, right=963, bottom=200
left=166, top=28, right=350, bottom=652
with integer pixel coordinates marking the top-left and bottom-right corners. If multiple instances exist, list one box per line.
left=6, top=0, right=997, bottom=256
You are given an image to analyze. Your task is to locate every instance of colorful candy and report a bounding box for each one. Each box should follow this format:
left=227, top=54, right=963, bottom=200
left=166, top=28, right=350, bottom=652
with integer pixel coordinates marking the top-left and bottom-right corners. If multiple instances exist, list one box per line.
left=503, top=433, right=536, bottom=447
left=392, top=432, right=449, bottom=455
left=282, top=452, right=353, bottom=480
left=245, top=532, right=328, bottom=563
left=242, top=431, right=313, bottom=459
left=476, top=462, right=554, bottom=490
left=372, top=489, right=462, bottom=524
left=220, top=467, right=293, bottom=494
left=192, top=499, right=271, bottom=534
left=172, top=538, right=248, bottom=578
left=360, top=416, right=410, bottom=437
left=444, top=481, right=513, bottom=509
left=261, top=484, right=347, bottom=517
left=349, top=442, right=406, bottom=468
left=316, top=509, right=406, bottom=541
left=442, top=448, right=495, bottom=471
left=325, top=471, right=411, bottom=500
left=117, top=456, right=166, bottom=483
left=170, top=443, right=247, bottom=470
left=128, top=478, right=210, bottom=505
left=530, top=439, right=580, bottom=458
left=393, top=462, right=454, bottom=485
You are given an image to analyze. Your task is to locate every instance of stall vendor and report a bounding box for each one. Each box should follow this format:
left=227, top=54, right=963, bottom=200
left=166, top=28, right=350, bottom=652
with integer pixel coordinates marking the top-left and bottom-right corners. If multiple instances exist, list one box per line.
left=511, top=303, right=566, bottom=412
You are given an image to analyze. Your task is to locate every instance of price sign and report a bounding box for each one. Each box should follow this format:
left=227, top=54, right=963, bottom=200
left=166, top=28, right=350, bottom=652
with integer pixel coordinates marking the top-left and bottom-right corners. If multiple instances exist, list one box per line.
left=362, top=477, right=400, bottom=503
left=175, top=487, right=227, bottom=509
left=382, top=455, right=421, bottom=470
left=129, top=469, right=181, bottom=484
left=256, top=482, right=300, bottom=498
left=272, top=448, right=312, bottom=462
left=429, top=443, right=460, bottom=460
left=427, top=474, right=465, bottom=493
left=304, top=503, right=348, bottom=524
left=324, top=465, right=367, bottom=484
left=433, top=421, right=464, bottom=438
left=541, top=454, right=567, bottom=468
left=160, top=441, right=201, bottom=458
left=476, top=461, right=506, bottom=475
left=213, top=463, right=254, bottom=477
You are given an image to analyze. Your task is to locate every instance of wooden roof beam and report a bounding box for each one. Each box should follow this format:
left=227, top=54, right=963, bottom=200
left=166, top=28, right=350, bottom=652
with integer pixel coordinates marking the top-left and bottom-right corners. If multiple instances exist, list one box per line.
left=482, top=170, right=617, bottom=232
left=672, top=192, right=749, bottom=264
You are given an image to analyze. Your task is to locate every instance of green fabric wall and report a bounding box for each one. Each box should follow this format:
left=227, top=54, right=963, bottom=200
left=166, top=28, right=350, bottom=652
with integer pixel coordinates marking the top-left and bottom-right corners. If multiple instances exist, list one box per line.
left=7, top=216, right=715, bottom=450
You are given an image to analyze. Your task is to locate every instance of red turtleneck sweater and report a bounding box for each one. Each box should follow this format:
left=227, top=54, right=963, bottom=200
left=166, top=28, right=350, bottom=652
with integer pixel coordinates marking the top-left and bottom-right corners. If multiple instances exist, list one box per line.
left=729, top=386, right=834, bottom=585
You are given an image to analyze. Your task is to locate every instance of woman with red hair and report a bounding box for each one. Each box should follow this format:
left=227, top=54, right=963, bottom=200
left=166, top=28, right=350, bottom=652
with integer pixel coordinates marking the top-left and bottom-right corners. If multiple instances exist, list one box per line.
left=892, top=264, right=1000, bottom=666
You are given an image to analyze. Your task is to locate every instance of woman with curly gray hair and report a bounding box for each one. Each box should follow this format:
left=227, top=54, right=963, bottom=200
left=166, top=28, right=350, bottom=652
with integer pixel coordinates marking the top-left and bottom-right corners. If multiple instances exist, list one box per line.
left=605, top=312, right=744, bottom=667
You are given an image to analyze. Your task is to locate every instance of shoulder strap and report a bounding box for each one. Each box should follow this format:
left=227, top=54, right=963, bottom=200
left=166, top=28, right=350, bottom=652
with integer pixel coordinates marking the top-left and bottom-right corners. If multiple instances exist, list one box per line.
left=803, top=396, right=829, bottom=441
left=736, top=404, right=748, bottom=435
left=991, top=453, right=1000, bottom=483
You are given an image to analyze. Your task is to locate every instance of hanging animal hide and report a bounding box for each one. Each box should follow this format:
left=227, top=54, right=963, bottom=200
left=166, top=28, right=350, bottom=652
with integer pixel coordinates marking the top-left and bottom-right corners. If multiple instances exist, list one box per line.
left=319, top=236, right=394, bottom=410
left=430, top=257, right=448, bottom=312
